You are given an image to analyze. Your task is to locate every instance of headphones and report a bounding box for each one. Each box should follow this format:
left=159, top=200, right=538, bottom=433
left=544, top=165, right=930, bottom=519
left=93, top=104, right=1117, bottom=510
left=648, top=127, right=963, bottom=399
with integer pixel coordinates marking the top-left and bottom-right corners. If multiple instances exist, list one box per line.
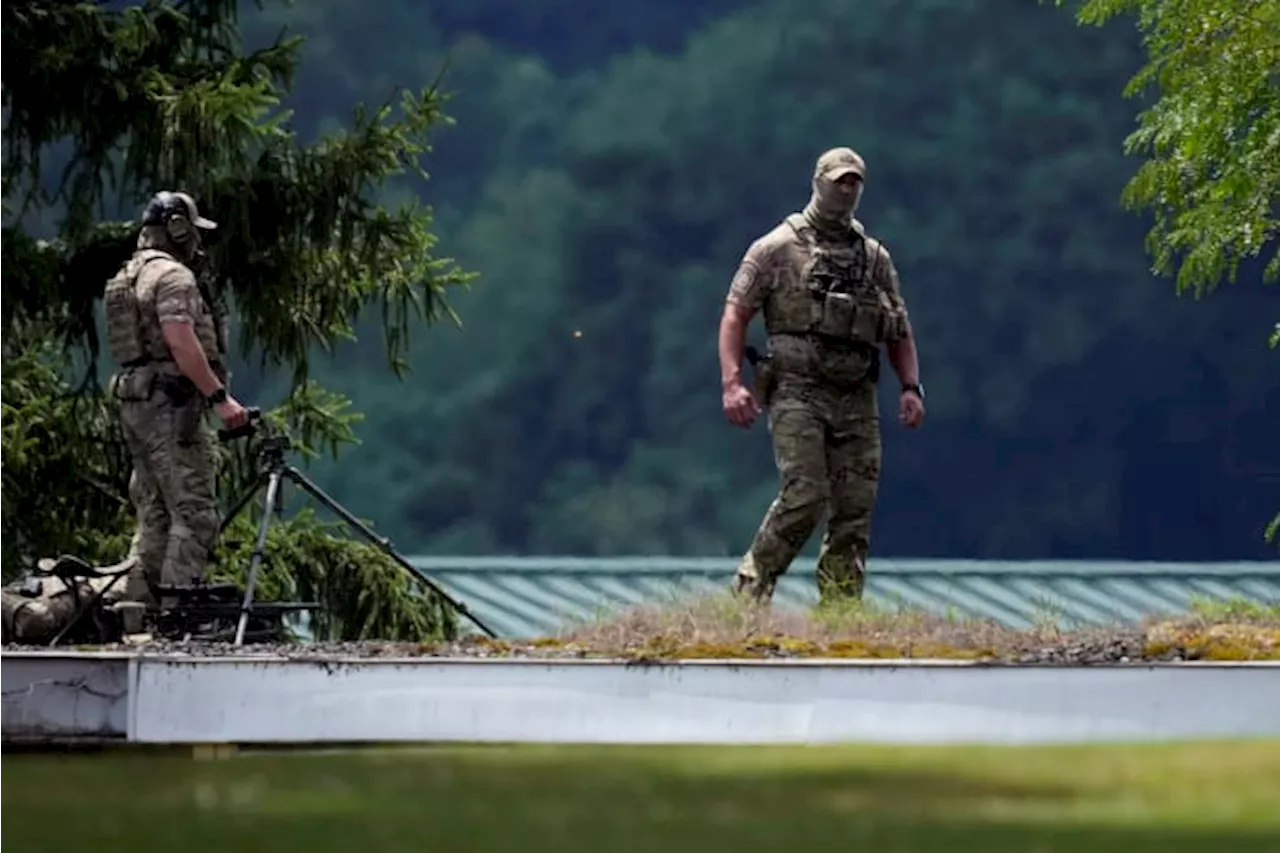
left=141, top=191, right=198, bottom=243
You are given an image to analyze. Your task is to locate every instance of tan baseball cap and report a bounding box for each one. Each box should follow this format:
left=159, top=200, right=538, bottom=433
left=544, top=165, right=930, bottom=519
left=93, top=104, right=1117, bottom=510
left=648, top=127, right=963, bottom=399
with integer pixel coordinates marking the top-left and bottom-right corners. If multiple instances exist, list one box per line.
left=171, top=191, right=218, bottom=229
left=815, top=147, right=866, bottom=181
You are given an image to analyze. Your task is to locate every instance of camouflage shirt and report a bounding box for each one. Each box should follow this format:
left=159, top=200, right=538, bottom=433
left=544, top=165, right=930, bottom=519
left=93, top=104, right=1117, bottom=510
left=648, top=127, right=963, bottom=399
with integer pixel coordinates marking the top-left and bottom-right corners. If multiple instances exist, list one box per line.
left=727, top=214, right=909, bottom=385
left=134, top=252, right=223, bottom=366
left=728, top=217, right=908, bottom=327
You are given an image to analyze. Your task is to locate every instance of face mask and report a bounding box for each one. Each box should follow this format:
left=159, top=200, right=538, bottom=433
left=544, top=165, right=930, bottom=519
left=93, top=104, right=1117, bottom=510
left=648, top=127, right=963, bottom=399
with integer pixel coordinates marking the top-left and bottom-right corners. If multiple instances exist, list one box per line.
left=812, top=174, right=862, bottom=219
left=166, top=222, right=204, bottom=263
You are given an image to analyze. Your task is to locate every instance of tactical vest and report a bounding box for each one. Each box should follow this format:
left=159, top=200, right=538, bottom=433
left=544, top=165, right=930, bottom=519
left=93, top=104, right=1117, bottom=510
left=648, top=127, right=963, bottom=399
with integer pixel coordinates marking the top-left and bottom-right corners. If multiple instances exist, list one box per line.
left=764, top=213, right=901, bottom=347
left=102, top=249, right=173, bottom=366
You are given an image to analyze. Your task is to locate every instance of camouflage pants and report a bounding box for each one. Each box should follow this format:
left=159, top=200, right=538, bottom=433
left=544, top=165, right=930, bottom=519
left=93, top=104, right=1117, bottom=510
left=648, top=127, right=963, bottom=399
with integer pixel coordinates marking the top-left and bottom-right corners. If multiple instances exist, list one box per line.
left=736, top=375, right=881, bottom=603
left=118, top=470, right=158, bottom=603
left=0, top=584, right=72, bottom=645
left=116, top=379, right=220, bottom=593
left=2, top=573, right=127, bottom=645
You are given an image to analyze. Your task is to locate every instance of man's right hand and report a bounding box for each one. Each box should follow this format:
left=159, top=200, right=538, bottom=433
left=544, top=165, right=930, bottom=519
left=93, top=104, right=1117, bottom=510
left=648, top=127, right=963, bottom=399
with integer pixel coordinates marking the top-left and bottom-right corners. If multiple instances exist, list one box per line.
left=214, top=396, right=250, bottom=430
left=722, top=381, right=761, bottom=428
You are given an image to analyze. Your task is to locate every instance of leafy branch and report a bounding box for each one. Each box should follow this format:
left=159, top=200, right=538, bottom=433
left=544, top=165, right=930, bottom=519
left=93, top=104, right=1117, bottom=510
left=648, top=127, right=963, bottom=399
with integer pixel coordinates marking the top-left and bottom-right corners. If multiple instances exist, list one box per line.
left=1, top=1, right=471, bottom=638
left=1054, top=0, right=1279, bottom=300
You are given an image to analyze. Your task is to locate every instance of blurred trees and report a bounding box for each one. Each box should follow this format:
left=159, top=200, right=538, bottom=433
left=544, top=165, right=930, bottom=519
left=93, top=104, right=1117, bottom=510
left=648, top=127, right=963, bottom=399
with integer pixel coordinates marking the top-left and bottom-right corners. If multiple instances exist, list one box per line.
left=6, top=0, right=1274, bottom=591
left=289, top=0, right=1277, bottom=561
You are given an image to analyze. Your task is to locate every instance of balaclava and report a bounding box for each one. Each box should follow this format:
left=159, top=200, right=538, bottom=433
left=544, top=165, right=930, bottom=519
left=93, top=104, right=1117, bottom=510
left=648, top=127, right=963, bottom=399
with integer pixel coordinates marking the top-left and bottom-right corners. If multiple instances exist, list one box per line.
left=802, top=147, right=866, bottom=236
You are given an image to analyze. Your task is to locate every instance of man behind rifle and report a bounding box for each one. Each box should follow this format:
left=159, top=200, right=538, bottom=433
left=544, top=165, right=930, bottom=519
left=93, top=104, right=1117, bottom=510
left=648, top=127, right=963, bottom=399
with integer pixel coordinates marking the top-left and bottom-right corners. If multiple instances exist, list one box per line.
left=103, top=190, right=251, bottom=606
left=718, top=147, right=925, bottom=605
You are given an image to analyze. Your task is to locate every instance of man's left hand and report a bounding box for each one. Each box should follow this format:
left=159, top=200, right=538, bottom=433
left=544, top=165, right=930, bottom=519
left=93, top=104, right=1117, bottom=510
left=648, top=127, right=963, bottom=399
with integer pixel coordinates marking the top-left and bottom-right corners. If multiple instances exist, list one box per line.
left=899, top=389, right=925, bottom=428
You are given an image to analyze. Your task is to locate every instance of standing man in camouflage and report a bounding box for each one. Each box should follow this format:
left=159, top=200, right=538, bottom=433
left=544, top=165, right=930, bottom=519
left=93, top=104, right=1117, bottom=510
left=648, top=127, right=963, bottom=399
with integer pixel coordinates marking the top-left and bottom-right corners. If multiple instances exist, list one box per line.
left=718, top=147, right=925, bottom=604
left=103, top=190, right=250, bottom=604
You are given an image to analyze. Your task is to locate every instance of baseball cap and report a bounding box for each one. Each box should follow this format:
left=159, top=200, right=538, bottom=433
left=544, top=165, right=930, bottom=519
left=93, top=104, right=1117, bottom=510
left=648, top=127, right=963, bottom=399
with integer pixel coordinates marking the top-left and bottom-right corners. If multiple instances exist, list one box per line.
left=171, top=191, right=218, bottom=229
left=142, top=190, right=218, bottom=230
left=815, top=147, right=866, bottom=181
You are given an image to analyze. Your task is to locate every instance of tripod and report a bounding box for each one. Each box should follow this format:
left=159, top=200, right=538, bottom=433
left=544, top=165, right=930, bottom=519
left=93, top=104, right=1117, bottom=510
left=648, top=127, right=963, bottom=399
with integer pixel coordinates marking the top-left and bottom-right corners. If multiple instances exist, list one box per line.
left=216, top=409, right=497, bottom=646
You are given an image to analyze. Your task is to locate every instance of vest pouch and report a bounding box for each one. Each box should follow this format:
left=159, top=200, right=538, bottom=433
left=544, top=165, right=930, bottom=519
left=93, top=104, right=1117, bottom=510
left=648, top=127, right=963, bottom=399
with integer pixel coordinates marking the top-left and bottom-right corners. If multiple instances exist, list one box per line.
left=851, top=301, right=885, bottom=344
left=815, top=340, right=877, bottom=389
left=765, top=334, right=812, bottom=380
left=103, top=274, right=146, bottom=366
left=814, top=292, right=857, bottom=339
left=767, top=291, right=821, bottom=336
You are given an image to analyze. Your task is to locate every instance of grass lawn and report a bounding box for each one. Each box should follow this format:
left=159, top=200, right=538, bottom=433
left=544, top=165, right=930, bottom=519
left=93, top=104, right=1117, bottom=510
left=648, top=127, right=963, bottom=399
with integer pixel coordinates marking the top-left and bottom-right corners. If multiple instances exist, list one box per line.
left=4, top=740, right=1278, bottom=852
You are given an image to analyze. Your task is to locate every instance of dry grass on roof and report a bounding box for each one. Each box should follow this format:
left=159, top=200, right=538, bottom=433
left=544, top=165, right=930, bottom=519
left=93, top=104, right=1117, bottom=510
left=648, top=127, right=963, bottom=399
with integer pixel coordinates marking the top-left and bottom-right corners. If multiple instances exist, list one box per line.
left=515, top=590, right=1280, bottom=664
left=27, top=590, right=1277, bottom=662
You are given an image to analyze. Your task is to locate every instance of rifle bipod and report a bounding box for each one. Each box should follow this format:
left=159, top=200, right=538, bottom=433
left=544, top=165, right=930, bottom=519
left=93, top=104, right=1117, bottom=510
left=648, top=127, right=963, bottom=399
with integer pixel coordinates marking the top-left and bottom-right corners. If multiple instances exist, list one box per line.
left=215, top=408, right=497, bottom=646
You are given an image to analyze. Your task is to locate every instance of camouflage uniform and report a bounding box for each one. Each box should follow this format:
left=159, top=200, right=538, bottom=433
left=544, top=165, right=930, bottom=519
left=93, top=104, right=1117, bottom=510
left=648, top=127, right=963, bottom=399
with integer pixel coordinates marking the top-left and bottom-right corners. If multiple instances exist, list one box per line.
left=728, top=148, right=911, bottom=602
left=1, top=557, right=135, bottom=645
left=103, top=192, right=226, bottom=598
left=118, top=469, right=159, bottom=601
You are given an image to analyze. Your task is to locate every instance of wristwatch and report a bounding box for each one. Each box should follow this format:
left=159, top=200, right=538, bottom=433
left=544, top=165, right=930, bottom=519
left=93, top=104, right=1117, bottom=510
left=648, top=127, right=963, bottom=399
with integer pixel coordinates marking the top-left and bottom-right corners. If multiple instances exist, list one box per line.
left=901, top=382, right=924, bottom=400
left=206, top=387, right=228, bottom=405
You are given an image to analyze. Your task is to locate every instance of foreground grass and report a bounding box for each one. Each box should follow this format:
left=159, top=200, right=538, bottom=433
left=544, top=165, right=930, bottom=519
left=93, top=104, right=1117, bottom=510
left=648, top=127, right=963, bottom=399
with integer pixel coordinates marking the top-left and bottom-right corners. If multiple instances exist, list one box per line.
left=4, top=741, right=1278, bottom=852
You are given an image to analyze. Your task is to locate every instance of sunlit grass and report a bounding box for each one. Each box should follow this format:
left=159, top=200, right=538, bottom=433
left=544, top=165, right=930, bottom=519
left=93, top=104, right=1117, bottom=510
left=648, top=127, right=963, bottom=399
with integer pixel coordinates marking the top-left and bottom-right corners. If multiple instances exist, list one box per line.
left=4, top=740, right=1278, bottom=852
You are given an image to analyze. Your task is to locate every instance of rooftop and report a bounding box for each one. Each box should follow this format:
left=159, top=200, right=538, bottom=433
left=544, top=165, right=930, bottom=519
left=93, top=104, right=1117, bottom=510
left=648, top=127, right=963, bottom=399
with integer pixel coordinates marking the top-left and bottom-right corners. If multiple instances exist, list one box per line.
left=409, top=557, right=1280, bottom=638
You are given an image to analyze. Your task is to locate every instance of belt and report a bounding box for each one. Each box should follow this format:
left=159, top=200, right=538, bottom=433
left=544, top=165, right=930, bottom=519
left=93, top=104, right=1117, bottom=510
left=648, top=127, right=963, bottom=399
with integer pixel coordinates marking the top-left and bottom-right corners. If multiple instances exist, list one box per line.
left=120, top=356, right=225, bottom=371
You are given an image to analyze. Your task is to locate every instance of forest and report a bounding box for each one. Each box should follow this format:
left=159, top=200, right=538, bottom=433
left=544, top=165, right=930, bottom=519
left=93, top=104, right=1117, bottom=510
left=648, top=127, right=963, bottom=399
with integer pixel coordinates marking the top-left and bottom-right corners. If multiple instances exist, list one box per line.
left=244, top=0, right=1276, bottom=562
left=4, top=0, right=1277, bottom=583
